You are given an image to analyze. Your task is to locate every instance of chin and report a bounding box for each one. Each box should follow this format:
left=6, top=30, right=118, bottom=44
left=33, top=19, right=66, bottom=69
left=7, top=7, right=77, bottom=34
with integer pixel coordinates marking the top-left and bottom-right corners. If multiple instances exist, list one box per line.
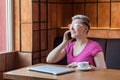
left=71, top=36, right=76, bottom=39
left=71, top=34, right=77, bottom=38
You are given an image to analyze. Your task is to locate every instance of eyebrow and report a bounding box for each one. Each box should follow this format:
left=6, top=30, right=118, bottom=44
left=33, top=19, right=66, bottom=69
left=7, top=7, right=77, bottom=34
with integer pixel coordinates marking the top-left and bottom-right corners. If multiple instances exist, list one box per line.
left=82, top=22, right=89, bottom=27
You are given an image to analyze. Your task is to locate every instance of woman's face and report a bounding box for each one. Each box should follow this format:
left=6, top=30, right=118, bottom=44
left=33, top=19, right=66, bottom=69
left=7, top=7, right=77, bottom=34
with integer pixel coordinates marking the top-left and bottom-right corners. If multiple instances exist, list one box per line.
left=68, top=19, right=88, bottom=39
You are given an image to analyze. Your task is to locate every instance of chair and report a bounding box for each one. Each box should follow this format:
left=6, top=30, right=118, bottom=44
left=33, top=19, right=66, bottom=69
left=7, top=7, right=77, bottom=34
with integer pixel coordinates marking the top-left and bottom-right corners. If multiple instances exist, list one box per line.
left=106, top=39, right=120, bottom=69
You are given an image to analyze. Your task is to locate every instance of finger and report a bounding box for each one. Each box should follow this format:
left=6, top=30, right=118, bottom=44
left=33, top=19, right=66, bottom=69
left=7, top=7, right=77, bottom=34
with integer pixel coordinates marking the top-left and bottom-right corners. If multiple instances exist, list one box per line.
left=67, top=63, right=77, bottom=68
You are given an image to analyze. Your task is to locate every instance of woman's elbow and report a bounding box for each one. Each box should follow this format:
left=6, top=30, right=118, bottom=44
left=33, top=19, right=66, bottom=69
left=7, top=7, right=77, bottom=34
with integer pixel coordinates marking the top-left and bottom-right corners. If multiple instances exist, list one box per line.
left=46, top=57, right=55, bottom=63
left=46, top=58, right=51, bottom=63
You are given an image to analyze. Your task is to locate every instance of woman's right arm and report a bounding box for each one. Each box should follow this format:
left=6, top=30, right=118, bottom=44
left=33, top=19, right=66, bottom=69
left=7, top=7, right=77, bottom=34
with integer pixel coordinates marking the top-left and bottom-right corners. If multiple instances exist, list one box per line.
left=46, top=30, right=71, bottom=63
left=46, top=41, right=67, bottom=63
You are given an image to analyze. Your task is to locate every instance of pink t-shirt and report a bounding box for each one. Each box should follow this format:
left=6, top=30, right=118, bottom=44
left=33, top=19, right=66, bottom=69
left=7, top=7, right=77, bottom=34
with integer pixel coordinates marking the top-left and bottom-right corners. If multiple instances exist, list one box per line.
left=64, top=40, right=103, bottom=66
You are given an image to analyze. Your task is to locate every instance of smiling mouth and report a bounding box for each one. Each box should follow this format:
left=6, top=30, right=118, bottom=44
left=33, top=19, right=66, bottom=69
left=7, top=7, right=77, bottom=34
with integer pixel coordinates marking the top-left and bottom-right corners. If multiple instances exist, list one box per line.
left=71, top=32, right=76, bottom=34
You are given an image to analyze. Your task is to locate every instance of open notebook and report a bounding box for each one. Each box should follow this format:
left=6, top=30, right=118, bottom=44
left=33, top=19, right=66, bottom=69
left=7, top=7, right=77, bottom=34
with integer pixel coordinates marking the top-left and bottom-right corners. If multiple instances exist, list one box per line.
left=28, top=65, right=75, bottom=75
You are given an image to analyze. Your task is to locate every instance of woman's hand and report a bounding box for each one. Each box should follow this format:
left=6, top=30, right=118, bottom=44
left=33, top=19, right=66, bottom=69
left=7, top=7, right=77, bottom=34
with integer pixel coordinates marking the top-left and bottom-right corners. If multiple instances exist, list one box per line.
left=90, top=65, right=96, bottom=70
left=67, top=62, right=78, bottom=68
left=63, top=30, right=72, bottom=43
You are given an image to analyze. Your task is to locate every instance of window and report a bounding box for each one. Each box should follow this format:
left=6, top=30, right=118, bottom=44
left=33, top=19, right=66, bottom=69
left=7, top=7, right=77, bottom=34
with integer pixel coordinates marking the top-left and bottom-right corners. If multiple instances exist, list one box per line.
left=6, top=0, right=13, bottom=51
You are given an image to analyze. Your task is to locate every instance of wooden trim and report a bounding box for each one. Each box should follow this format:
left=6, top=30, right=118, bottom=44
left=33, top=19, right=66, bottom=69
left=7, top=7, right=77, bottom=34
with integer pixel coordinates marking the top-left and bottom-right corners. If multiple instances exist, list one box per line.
left=60, top=27, right=120, bottom=38
left=88, top=29, right=120, bottom=39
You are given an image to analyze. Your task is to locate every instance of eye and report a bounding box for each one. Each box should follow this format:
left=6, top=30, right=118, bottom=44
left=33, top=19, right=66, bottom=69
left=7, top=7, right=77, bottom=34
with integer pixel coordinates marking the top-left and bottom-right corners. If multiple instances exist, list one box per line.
left=74, top=24, right=79, bottom=27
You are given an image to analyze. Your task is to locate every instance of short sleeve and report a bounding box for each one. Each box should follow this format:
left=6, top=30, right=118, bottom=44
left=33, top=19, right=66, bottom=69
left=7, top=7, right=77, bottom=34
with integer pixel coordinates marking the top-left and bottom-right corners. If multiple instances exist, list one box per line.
left=64, top=42, right=75, bottom=54
left=91, top=42, right=103, bottom=56
left=64, top=43, right=69, bottom=52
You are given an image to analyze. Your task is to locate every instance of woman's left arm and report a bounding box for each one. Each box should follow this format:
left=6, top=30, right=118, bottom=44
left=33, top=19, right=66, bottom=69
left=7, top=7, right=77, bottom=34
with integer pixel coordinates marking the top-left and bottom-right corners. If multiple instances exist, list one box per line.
left=94, top=52, right=107, bottom=69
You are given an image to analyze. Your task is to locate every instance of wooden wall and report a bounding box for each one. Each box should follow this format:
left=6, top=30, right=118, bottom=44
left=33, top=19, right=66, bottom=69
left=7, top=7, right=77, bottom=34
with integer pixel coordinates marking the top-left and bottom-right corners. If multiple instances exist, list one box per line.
left=14, top=0, right=33, bottom=67
left=14, top=0, right=57, bottom=67
left=36, top=0, right=120, bottom=38
left=0, top=51, right=17, bottom=80
left=13, top=0, right=120, bottom=68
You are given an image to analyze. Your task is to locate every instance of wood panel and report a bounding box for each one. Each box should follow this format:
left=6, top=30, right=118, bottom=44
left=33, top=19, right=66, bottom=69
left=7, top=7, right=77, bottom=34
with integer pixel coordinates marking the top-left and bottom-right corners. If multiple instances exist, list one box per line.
left=48, top=30, right=57, bottom=51
left=21, top=24, right=32, bottom=52
left=41, top=30, right=47, bottom=50
left=85, top=3, right=97, bottom=29
left=32, top=0, right=38, bottom=1
left=111, top=3, right=120, bottom=29
left=33, top=59, right=40, bottom=64
left=6, top=53, right=15, bottom=71
left=14, top=0, right=20, bottom=51
left=15, top=52, right=32, bottom=68
left=40, top=23, right=47, bottom=30
left=98, top=3, right=110, bottom=29
left=33, top=23, right=39, bottom=30
left=61, top=4, right=73, bottom=27
left=0, top=52, right=17, bottom=79
left=56, top=4, right=63, bottom=28
left=0, top=72, right=3, bottom=80
left=48, top=0, right=56, bottom=2
left=32, top=2, right=39, bottom=22
left=32, top=52, right=40, bottom=59
left=0, top=54, right=6, bottom=72
left=55, top=0, right=73, bottom=2
left=21, top=0, right=32, bottom=22
left=40, top=2, right=46, bottom=23
left=0, top=52, right=16, bottom=71
left=98, top=0, right=110, bottom=2
left=56, top=4, right=72, bottom=28
left=32, top=51, right=41, bottom=64
left=86, top=0, right=97, bottom=2
left=33, top=31, right=40, bottom=52
left=74, top=0, right=84, bottom=2
left=48, top=4, right=57, bottom=29
left=111, top=0, right=120, bottom=1
left=88, top=29, right=120, bottom=39
left=73, top=4, right=85, bottom=16
left=41, top=51, right=47, bottom=63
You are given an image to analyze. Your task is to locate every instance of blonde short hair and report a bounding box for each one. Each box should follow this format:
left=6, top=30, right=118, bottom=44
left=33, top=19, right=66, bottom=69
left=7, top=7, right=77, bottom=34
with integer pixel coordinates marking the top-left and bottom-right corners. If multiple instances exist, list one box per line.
left=72, top=14, right=91, bottom=30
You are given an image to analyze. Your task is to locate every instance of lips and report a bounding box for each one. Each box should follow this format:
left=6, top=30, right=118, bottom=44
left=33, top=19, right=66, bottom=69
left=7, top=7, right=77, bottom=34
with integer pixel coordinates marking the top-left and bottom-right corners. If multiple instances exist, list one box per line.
left=71, top=31, right=76, bottom=34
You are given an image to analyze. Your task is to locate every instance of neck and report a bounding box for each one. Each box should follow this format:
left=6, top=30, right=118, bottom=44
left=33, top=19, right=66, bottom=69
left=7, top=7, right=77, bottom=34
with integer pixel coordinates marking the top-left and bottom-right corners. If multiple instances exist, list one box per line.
left=76, top=37, right=88, bottom=46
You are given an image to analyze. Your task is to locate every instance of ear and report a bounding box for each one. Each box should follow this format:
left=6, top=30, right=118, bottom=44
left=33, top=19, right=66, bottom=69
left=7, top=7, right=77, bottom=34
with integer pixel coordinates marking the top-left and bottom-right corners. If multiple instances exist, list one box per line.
left=84, top=27, right=88, bottom=33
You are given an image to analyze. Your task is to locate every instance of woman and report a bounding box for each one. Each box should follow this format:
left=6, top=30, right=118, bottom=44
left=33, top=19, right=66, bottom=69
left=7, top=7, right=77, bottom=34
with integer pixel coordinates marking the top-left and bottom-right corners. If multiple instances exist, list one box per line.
left=46, top=14, right=106, bottom=69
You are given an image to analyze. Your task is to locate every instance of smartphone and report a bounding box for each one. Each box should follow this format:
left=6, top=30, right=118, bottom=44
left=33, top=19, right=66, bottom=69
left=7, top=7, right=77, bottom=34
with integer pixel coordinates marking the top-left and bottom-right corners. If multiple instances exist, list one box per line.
left=67, top=32, right=72, bottom=39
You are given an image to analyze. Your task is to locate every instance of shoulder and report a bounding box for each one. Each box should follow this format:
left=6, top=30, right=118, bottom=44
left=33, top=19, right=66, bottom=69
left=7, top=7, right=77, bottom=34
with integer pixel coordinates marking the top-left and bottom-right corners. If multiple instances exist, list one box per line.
left=64, top=41, right=75, bottom=52
left=88, top=39, right=103, bottom=56
left=88, top=39, right=100, bottom=47
left=64, top=41, right=75, bottom=49
left=86, top=39, right=102, bottom=51
left=66, top=41, right=75, bottom=47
